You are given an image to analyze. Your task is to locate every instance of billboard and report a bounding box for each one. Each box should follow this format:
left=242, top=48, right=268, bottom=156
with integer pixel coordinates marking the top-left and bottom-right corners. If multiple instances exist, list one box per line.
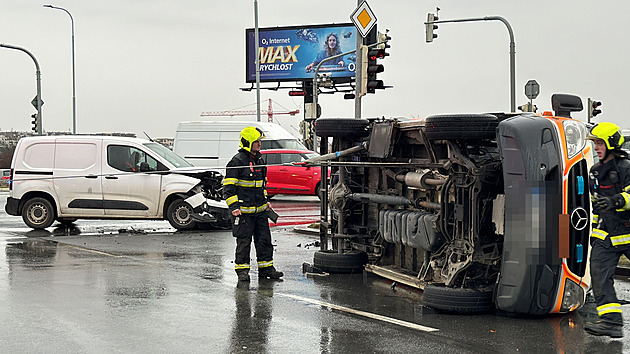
left=245, top=23, right=357, bottom=83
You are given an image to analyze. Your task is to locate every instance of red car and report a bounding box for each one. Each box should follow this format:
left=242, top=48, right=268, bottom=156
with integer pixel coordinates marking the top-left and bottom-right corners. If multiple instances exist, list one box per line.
left=261, top=149, right=324, bottom=198
left=0, top=169, right=9, bottom=188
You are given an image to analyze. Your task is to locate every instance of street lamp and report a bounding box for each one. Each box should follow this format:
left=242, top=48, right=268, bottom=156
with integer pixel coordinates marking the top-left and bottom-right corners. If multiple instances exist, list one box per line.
left=43, top=4, right=76, bottom=134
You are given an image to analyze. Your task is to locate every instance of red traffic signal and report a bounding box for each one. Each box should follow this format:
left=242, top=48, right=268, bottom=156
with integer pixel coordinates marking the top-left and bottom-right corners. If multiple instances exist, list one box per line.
left=368, top=48, right=386, bottom=60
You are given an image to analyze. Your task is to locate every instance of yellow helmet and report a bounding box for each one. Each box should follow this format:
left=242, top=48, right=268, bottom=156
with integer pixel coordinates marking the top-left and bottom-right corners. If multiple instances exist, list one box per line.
left=239, top=126, right=265, bottom=152
left=587, top=122, right=624, bottom=150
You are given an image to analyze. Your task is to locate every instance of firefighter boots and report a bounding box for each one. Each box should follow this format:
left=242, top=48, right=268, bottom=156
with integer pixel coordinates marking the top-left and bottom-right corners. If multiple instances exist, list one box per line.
left=236, top=270, right=250, bottom=282
left=258, top=266, right=284, bottom=279
left=585, top=321, right=623, bottom=338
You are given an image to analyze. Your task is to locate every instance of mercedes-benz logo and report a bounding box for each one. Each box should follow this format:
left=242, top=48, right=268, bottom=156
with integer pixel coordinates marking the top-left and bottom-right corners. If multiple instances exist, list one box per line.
left=570, top=207, right=589, bottom=231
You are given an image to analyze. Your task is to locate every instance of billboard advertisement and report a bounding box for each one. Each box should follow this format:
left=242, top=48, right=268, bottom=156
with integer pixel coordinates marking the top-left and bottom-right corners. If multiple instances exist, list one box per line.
left=245, top=23, right=357, bottom=83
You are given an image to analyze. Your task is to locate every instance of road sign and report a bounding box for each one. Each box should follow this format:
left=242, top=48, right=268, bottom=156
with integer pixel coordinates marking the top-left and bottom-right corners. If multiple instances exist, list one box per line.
left=525, top=80, right=539, bottom=100
left=351, top=1, right=377, bottom=38
left=31, top=96, right=44, bottom=109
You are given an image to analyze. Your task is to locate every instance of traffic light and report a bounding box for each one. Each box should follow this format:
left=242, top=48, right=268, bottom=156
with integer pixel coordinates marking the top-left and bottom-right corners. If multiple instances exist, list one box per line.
left=377, top=31, right=391, bottom=54
left=587, top=98, right=602, bottom=120
left=518, top=103, right=537, bottom=113
left=31, top=113, right=38, bottom=133
left=426, top=13, right=438, bottom=43
left=358, top=29, right=389, bottom=96
left=366, top=47, right=385, bottom=93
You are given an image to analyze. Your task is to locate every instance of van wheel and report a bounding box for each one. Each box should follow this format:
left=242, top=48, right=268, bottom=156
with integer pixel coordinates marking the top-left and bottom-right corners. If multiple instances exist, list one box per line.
left=314, top=118, right=370, bottom=137
left=22, top=197, right=56, bottom=229
left=423, top=284, right=494, bottom=314
left=313, top=250, right=368, bottom=273
left=425, top=114, right=498, bottom=140
left=167, top=199, right=197, bottom=230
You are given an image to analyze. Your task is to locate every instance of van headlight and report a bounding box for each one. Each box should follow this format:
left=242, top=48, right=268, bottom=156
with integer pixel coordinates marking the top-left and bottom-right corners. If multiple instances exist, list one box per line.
left=560, top=278, right=585, bottom=312
left=563, top=121, right=586, bottom=159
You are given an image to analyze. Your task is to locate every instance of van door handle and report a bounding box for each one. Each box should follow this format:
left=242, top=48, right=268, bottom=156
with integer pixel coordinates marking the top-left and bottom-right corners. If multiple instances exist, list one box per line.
left=105, top=175, right=118, bottom=180
left=85, top=175, right=98, bottom=179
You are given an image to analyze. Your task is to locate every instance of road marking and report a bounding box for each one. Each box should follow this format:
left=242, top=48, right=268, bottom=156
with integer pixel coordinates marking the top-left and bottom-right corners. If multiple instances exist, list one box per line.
left=277, top=293, right=439, bottom=333
left=63, top=243, right=124, bottom=257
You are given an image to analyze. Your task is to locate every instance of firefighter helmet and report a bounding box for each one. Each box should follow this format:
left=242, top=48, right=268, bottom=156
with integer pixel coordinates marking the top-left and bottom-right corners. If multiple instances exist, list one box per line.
left=587, top=122, right=624, bottom=150
left=239, top=127, right=265, bottom=152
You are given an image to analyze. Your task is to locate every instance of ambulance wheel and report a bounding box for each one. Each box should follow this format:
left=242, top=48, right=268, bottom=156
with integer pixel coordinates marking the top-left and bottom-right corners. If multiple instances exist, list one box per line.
left=313, top=250, right=368, bottom=273
left=22, top=197, right=56, bottom=229
left=425, top=114, right=498, bottom=140
left=315, top=118, right=370, bottom=137
left=423, top=284, right=494, bottom=314
left=167, top=199, right=197, bottom=230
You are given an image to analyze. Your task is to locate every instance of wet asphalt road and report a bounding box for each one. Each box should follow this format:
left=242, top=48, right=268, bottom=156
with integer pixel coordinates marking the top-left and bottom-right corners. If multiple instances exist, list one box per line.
left=1, top=191, right=630, bottom=353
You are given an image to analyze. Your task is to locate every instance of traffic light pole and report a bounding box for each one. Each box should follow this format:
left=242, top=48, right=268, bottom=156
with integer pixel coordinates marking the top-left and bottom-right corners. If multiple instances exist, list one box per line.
left=1, top=43, right=43, bottom=135
left=354, top=27, right=363, bottom=120
left=426, top=16, right=516, bottom=112
left=311, top=48, right=357, bottom=152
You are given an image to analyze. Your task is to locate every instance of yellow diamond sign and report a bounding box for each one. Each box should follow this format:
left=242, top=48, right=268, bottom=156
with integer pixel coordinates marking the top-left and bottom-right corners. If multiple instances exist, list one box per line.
left=351, top=1, right=377, bottom=38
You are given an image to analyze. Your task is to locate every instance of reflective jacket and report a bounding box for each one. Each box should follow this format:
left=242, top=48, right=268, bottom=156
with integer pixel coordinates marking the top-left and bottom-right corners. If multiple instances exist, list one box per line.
left=223, top=149, right=269, bottom=214
left=589, top=155, right=630, bottom=246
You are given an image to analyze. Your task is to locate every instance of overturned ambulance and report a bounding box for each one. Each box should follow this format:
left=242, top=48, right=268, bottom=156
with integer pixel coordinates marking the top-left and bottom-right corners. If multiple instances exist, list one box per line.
left=310, top=94, right=593, bottom=315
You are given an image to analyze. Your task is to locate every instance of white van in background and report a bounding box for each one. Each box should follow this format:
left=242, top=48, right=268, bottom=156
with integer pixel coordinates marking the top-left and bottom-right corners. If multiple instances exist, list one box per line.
left=5, top=135, right=229, bottom=230
left=173, top=121, right=306, bottom=167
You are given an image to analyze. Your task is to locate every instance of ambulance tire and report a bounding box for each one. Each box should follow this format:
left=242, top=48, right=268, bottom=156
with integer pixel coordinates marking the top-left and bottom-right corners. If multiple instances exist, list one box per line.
left=423, top=284, right=494, bottom=314
left=315, top=118, right=370, bottom=137
left=425, top=114, right=498, bottom=140
left=313, top=250, right=368, bottom=273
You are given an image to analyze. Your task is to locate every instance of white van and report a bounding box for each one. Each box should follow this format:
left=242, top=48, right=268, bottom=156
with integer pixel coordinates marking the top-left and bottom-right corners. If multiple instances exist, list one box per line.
left=5, top=135, right=229, bottom=230
left=173, top=121, right=306, bottom=167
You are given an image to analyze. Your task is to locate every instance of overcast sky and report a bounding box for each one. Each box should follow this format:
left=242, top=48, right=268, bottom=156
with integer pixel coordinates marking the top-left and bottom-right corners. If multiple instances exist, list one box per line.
left=1, top=1, right=628, bottom=138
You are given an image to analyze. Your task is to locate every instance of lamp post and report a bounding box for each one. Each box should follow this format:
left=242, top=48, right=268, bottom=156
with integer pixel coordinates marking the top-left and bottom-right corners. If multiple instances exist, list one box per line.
left=44, top=4, right=76, bottom=134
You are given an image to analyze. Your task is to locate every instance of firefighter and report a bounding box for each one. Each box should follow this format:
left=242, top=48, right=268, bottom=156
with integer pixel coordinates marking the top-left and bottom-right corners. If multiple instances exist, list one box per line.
left=585, top=122, right=630, bottom=338
left=223, top=127, right=284, bottom=282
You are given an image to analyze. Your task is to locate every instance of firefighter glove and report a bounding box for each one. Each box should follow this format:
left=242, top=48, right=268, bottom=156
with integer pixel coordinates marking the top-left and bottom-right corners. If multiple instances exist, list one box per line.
left=594, top=195, right=624, bottom=210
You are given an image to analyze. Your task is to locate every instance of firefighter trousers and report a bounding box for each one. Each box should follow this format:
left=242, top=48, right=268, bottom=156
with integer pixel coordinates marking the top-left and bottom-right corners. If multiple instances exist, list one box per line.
left=590, top=240, right=630, bottom=325
left=233, top=212, right=273, bottom=272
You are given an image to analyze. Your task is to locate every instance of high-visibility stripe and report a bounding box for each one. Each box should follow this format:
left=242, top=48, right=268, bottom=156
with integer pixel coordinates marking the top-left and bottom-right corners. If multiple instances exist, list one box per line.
left=598, top=303, right=622, bottom=316
left=226, top=195, right=239, bottom=206
left=624, top=184, right=630, bottom=193
left=240, top=204, right=269, bottom=214
left=591, top=228, right=608, bottom=240
left=258, top=260, right=273, bottom=268
left=592, top=214, right=599, bottom=224
left=235, top=263, right=250, bottom=270
left=619, top=192, right=630, bottom=210
left=227, top=179, right=265, bottom=188
left=223, top=178, right=239, bottom=186
left=611, top=233, right=630, bottom=246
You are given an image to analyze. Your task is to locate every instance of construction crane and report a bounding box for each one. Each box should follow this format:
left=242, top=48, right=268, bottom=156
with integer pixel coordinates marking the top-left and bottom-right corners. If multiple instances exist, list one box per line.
left=200, top=99, right=300, bottom=123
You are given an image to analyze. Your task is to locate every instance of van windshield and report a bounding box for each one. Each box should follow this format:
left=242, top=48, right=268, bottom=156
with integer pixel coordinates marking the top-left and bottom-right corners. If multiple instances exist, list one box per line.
left=144, top=142, right=194, bottom=168
left=261, top=139, right=307, bottom=150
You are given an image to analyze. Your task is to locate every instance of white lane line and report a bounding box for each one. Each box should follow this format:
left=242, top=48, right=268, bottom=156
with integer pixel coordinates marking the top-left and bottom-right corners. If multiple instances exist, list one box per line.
left=277, top=293, right=439, bottom=333
left=63, top=244, right=124, bottom=257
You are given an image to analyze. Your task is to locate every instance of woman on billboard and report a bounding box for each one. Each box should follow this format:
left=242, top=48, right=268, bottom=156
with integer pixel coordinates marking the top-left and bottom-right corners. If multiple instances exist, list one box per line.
left=305, top=33, right=345, bottom=72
